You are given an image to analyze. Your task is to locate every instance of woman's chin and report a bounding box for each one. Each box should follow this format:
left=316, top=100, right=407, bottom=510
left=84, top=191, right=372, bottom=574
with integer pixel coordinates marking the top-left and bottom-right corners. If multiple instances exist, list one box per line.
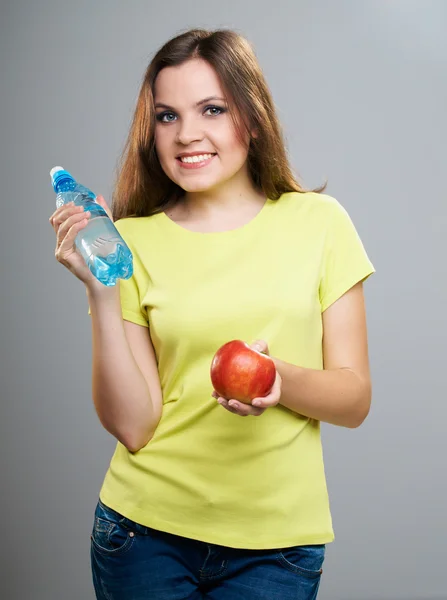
left=175, top=178, right=220, bottom=193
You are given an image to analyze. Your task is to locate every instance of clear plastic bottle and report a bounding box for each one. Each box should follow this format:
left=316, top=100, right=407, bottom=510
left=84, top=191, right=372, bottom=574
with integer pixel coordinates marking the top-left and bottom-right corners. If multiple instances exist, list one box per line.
left=50, top=166, right=133, bottom=286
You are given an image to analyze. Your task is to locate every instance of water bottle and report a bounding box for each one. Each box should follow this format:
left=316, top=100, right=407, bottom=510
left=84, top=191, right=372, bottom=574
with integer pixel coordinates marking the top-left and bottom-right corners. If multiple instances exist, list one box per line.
left=50, top=167, right=133, bottom=286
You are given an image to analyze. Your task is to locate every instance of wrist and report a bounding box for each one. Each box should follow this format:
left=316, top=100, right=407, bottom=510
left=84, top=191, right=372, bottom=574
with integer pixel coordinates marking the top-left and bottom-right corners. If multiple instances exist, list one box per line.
left=86, top=281, right=120, bottom=304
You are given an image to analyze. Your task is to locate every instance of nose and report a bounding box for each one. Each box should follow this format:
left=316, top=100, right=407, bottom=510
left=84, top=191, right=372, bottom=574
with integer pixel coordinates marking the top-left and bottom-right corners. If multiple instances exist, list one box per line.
left=175, top=116, right=204, bottom=145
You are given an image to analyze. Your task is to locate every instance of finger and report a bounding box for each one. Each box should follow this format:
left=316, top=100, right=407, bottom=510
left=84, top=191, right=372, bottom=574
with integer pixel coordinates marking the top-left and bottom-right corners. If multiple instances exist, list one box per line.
left=217, top=397, right=244, bottom=416
left=250, top=339, right=269, bottom=355
left=56, top=210, right=91, bottom=248
left=55, top=213, right=90, bottom=261
left=50, top=203, right=85, bottom=232
left=251, top=386, right=278, bottom=408
left=49, top=202, right=75, bottom=227
left=227, top=399, right=265, bottom=417
left=251, top=372, right=282, bottom=408
left=214, top=393, right=266, bottom=416
left=251, top=395, right=275, bottom=409
left=95, top=195, right=113, bottom=221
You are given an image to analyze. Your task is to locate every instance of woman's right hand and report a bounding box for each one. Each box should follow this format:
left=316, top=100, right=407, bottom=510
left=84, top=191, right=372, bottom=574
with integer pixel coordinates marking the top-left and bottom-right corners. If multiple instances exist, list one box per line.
left=49, top=195, right=112, bottom=291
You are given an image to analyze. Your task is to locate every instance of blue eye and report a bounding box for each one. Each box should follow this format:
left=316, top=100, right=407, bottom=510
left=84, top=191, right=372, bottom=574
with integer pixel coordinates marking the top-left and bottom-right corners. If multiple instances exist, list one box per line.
left=156, top=112, right=176, bottom=123
left=155, top=105, right=226, bottom=123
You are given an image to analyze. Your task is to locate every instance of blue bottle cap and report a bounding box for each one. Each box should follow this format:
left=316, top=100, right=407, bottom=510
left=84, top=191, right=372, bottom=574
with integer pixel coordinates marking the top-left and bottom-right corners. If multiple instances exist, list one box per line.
left=50, top=166, right=75, bottom=192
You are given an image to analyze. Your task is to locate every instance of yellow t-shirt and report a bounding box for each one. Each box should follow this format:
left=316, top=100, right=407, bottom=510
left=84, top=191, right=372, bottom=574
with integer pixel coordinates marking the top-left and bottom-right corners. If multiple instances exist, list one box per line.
left=91, top=191, right=375, bottom=549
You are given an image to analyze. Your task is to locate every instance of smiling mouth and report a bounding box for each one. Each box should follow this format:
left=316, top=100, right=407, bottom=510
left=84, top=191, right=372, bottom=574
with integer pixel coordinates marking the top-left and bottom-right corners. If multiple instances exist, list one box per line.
left=176, top=153, right=217, bottom=169
left=176, top=153, right=217, bottom=164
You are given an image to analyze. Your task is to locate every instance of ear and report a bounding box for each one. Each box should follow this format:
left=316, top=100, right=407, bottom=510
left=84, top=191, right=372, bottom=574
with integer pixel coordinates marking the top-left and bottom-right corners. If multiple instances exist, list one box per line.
left=251, top=128, right=259, bottom=139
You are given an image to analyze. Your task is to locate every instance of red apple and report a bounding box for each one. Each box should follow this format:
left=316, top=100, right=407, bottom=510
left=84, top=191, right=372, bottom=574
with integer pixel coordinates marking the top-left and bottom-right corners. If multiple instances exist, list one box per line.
left=210, top=340, right=276, bottom=404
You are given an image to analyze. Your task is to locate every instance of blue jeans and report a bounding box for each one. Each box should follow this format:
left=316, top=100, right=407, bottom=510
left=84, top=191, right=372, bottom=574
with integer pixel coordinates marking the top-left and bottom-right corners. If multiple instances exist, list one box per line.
left=90, top=498, right=326, bottom=599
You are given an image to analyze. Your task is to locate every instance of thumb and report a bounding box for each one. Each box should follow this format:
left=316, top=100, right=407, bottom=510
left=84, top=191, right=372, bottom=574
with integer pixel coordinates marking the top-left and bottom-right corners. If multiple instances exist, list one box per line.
left=250, top=339, right=269, bottom=355
left=95, top=195, right=113, bottom=221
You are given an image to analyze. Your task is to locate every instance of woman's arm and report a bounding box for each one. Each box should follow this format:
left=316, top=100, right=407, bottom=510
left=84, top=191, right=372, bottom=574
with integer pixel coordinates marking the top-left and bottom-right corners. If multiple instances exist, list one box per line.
left=88, top=285, right=163, bottom=452
left=273, top=281, right=371, bottom=428
left=214, top=282, right=372, bottom=427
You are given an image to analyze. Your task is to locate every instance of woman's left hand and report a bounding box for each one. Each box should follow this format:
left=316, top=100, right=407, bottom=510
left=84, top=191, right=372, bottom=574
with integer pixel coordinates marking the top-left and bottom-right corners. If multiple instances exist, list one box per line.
left=212, top=339, right=282, bottom=417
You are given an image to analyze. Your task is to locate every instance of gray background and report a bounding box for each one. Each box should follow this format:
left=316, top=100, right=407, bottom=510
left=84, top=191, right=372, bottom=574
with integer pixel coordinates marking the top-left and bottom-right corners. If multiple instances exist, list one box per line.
left=1, top=1, right=446, bottom=599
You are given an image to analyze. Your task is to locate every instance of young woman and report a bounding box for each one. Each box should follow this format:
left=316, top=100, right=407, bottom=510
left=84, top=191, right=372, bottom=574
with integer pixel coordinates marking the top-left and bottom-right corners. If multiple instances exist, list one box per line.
left=50, top=28, right=375, bottom=600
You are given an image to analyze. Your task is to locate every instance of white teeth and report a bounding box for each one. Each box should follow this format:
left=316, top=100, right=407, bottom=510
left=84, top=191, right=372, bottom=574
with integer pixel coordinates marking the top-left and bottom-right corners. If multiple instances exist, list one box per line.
left=179, top=153, right=214, bottom=163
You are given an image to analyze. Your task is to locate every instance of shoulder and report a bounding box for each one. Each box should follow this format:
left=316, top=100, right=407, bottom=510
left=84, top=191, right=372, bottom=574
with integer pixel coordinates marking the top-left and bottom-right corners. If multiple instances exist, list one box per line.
left=276, top=191, right=346, bottom=224
left=277, top=190, right=340, bottom=209
left=114, top=213, right=161, bottom=239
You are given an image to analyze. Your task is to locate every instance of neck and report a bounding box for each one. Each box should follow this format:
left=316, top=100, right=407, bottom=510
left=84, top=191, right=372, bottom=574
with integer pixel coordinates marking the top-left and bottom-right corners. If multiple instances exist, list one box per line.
left=181, top=174, right=265, bottom=219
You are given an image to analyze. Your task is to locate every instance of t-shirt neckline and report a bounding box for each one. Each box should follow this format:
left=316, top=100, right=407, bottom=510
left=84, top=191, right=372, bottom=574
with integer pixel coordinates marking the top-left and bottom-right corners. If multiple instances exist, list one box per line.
left=157, top=197, right=275, bottom=238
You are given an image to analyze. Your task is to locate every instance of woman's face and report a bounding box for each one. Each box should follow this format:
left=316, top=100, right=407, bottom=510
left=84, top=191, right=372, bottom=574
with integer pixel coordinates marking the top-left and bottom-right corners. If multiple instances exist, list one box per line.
left=153, top=59, right=251, bottom=194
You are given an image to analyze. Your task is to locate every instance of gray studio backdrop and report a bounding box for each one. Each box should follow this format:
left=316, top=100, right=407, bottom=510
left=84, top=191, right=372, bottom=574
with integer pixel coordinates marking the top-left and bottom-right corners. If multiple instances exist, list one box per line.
left=1, top=1, right=446, bottom=599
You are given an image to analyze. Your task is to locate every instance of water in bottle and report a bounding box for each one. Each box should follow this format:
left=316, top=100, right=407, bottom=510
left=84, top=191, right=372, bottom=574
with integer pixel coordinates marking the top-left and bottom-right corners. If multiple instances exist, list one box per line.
left=50, top=167, right=133, bottom=286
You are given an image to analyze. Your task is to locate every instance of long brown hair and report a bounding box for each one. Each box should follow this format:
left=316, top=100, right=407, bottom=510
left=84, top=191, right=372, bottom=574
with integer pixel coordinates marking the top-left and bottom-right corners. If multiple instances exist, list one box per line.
left=112, top=28, right=327, bottom=220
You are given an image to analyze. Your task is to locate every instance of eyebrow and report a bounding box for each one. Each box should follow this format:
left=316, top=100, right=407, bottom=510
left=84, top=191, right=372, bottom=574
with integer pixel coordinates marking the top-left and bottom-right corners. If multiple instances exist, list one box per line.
left=154, top=96, right=227, bottom=110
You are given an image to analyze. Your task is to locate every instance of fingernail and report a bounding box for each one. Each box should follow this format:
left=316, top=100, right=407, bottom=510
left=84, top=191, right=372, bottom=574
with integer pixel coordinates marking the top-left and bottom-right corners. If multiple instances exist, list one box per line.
left=252, top=400, right=261, bottom=407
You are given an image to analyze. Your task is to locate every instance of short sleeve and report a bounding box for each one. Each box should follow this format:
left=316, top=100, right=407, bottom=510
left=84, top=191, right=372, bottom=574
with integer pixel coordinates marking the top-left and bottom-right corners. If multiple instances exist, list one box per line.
left=115, top=272, right=149, bottom=327
left=87, top=219, right=149, bottom=327
left=319, top=200, right=375, bottom=312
